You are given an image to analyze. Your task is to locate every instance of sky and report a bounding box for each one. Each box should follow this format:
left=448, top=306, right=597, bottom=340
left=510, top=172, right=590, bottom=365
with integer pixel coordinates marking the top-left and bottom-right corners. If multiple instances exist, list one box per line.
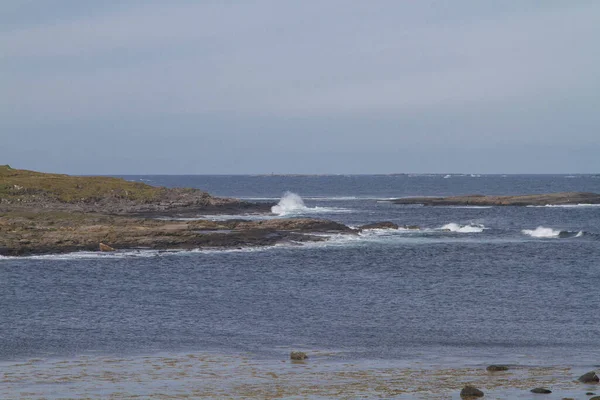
left=1, top=1, right=599, bottom=174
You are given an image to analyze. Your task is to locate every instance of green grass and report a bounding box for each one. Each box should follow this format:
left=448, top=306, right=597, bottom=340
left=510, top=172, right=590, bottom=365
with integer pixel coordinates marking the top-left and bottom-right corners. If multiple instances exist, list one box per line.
left=0, top=165, right=167, bottom=203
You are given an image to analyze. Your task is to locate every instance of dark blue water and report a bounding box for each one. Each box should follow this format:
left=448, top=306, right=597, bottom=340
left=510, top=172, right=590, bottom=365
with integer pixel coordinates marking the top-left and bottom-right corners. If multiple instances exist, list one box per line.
left=1, top=175, right=600, bottom=365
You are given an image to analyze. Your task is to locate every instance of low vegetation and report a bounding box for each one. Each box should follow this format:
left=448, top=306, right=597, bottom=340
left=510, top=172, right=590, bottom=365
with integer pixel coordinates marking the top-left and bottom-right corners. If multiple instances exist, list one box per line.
left=0, top=165, right=170, bottom=204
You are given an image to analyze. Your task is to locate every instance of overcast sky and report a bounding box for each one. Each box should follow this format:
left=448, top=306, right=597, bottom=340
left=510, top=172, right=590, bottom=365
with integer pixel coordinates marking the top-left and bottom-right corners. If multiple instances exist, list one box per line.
left=2, top=1, right=599, bottom=174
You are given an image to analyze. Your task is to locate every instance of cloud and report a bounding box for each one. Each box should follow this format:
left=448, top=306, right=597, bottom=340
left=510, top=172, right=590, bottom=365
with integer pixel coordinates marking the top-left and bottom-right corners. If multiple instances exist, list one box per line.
left=1, top=1, right=599, bottom=173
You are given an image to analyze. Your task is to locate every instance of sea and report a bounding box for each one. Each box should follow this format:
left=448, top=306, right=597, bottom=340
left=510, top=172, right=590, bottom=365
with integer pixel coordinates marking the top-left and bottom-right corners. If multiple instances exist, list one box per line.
left=1, top=174, right=599, bottom=398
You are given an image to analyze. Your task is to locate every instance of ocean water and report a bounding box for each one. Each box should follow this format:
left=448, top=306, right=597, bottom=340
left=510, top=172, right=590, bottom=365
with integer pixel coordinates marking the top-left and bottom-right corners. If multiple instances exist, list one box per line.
left=1, top=174, right=600, bottom=397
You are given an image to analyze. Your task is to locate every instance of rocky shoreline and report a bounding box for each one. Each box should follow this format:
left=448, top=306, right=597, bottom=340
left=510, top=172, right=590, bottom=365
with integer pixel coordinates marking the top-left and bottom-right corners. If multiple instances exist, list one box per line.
left=0, top=166, right=399, bottom=257
left=391, top=192, right=600, bottom=206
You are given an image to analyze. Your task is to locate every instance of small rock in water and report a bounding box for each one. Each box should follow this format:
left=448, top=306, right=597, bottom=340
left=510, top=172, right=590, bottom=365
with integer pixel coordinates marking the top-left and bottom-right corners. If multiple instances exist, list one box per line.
left=359, top=222, right=399, bottom=230
left=460, top=385, right=484, bottom=398
left=99, top=242, right=115, bottom=252
left=586, top=392, right=596, bottom=396
left=579, top=371, right=600, bottom=383
left=486, top=364, right=509, bottom=372
left=290, top=351, right=307, bottom=361
left=530, top=387, right=552, bottom=394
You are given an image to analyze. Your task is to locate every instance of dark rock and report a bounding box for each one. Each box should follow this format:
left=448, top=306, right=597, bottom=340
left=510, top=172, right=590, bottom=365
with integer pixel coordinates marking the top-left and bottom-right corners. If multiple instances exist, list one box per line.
left=359, top=222, right=399, bottom=230
left=290, top=351, right=307, bottom=361
left=530, top=388, right=552, bottom=394
left=590, top=397, right=600, bottom=400
left=586, top=393, right=596, bottom=395
left=460, top=385, right=484, bottom=398
left=486, top=365, right=509, bottom=372
left=392, top=192, right=600, bottom=207
left=579, top=371, right=600, bottom=383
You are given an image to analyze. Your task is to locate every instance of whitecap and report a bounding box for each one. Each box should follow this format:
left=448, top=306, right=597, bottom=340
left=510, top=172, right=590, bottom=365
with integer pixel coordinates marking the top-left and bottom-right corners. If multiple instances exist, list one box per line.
left=522, top=226, right=562, bottom=238
left=439, top=223, right=485, bottom=233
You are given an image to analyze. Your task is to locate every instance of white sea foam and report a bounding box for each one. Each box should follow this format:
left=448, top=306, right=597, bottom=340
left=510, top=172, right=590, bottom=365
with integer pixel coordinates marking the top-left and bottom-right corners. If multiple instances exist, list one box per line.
left=271, top=192, right=350, bottom=216
left=439, top=223, right=485, bottom=233
left=522, top=227, right=562, bottom=238
left=526, top=204, right=600, bottom=208
left=575, top=231, right=584, bottom=237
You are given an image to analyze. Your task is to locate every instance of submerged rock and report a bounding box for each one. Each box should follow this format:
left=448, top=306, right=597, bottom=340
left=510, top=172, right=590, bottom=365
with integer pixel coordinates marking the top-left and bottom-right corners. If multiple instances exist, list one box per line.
left=486, top=365, right=509, bottom=372
left=359, top=222, right=399, bottom=230
left=530, top=387, right=552, bottom=394
left=579, top=371, right=600, bottom=383
left=460, top=385, right=484, bottom=398
left=99, top=243, right=115, bottom=252
left=290, top=351, right=307, bottom=361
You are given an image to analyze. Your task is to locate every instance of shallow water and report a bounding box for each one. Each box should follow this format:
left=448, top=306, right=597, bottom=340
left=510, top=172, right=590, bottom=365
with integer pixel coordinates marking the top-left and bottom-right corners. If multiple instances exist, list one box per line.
left=1, top=174, right=600, bottom=397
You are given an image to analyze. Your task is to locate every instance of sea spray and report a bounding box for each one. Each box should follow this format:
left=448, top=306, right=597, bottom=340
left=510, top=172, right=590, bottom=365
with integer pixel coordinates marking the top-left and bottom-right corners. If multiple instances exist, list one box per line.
left=271, top=192, right=351, bottom=215
left=440, top=223, right=485, bottom=233
left=271, top=192, right=308, bottom=215
left=522, top=227, right=562, bottom=238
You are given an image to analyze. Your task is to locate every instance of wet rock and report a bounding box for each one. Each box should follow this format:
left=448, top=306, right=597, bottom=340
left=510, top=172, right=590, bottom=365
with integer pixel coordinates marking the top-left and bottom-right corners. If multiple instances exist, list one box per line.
left=586, top=393, right=596, bottom=396
left=590, top=396, right=600, bottom=400
left=460, top=385, right=484, bottom=398
left=290, top=351, right=307, bottom=361
left=486, top=365, right=509, bottom=372
left=359, top=222, right=399, bottom=230
left=99, top=242, right=115, bottom=252
left=579, top=371, right=600, bottom=383
left=530, top=388, right=552, bottom=394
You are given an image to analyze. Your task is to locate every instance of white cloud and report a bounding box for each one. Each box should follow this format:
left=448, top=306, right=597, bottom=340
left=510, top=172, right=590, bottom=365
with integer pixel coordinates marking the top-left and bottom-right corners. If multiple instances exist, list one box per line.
left=1, top=1, right=599, bottom=122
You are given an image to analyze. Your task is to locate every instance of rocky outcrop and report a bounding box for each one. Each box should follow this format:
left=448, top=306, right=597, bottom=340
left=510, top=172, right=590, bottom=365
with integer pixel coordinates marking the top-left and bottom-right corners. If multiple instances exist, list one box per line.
left=578, top=371, right=599, bottom=383
left=290, top=351, right=307, bottom=360
left=0, top=213, right=362, bottom=256
left=392, top=192, right=600, bottom=207
left=359, top=222, right=399, bottom=230
left=460, top=385, right=484, bottom=398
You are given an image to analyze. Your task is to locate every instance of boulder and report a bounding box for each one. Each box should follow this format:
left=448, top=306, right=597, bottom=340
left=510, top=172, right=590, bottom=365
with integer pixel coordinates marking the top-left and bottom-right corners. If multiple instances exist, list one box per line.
left=590, top=397, right=600, bottom=400
left=586, top=393, right=596, bottom=396
left=359, top=222, right=399, bottom=230
left=486, top=365, right=509, bottom=372
left=460, top=385, right=484, bottom=398
left=99, top=242, right=115, bottom=252
left=579, top=371, right=600, bottom=383
left=290, top=351, right=307, bottom=361
left=530, top=388, right=552, bottom=394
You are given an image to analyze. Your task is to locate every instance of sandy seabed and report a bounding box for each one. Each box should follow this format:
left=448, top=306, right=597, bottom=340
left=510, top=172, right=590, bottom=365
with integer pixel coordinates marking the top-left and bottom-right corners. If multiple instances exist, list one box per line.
left=1, top=351, right=597, bottom=399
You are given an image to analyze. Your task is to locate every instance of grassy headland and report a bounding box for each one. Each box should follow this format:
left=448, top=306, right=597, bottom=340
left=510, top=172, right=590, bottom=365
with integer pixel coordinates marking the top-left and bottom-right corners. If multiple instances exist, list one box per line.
left=0, top=166, right=355, bottom=256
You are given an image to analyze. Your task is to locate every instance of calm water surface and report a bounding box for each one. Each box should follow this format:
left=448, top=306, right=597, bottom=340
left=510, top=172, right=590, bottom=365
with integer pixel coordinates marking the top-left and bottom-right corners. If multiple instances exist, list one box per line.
left=2, top=174, right=600, bottom=368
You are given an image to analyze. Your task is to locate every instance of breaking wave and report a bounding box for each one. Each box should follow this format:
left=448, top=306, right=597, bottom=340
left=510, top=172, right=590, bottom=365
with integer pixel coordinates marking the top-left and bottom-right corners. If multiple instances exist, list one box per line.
left=271, top=192, right=350, bottom=216
left=439, top=223, right=485, bottom=233
left=521, top=226, right=585, bottom=239
left=522, top=227, right=562, bottom=238
left=526, top=204, right=600, bottom=208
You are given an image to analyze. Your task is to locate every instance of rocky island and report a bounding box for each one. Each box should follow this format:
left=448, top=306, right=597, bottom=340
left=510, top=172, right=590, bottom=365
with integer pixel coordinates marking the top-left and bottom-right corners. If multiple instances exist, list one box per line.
left=0, top=165, right=374, bottom=256
left=391, top=192, right=600, bottom=206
